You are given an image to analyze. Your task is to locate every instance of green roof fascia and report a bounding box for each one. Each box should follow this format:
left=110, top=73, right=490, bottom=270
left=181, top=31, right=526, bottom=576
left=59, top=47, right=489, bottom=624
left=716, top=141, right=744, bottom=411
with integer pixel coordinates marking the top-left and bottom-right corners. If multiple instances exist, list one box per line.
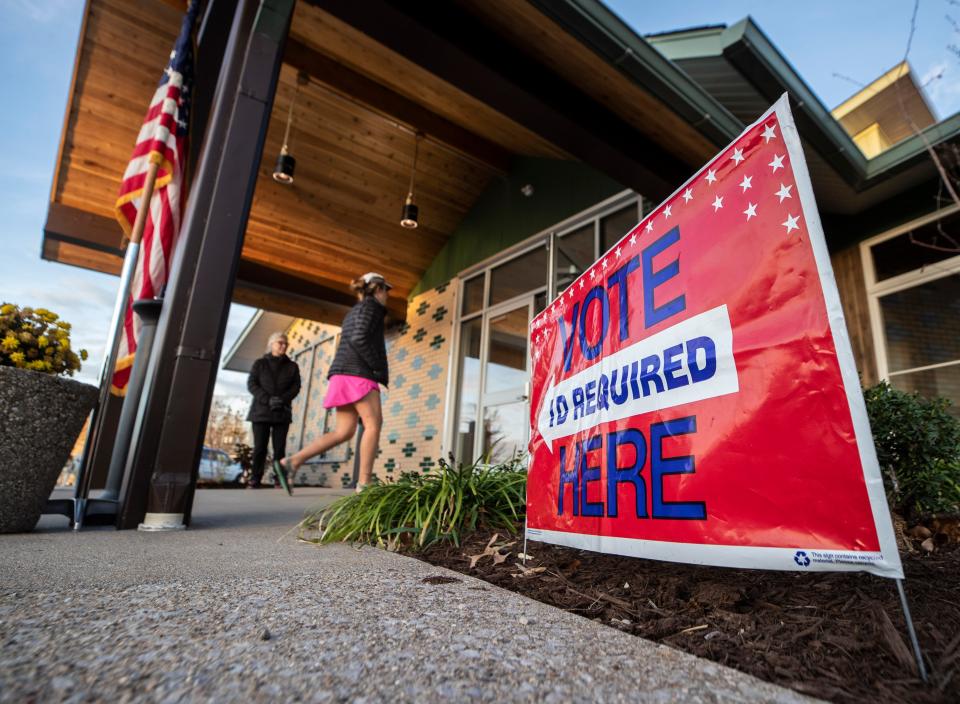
left=721, top=18, right=869, bottom=180
left=864, top=110, right=960, bottom=181
left=527, top=0, right=744, bottom=147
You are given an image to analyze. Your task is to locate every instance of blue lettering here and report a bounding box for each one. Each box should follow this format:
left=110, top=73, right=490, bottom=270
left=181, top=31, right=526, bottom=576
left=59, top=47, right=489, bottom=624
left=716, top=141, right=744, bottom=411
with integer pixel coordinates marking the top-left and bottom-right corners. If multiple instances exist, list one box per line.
left=651, top=416, right=706, bottom=520
left=642, top=227, right=686, bottom=329
left=579, top=435, right=604, bottom=517
left=607, top=429, right=647, bottom=518
left=557, top=442, right=580, bottom=516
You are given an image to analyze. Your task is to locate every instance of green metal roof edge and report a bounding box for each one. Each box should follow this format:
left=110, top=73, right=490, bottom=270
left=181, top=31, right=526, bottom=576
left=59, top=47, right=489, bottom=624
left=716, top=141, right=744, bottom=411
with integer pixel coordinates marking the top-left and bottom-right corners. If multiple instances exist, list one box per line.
left=648, top=16, right=960, bottom=187
left=727, top=19, right=869, bottom=174
left=526, top=0, right=744, bottom=147
left=865, top=110, right=960, bottom=179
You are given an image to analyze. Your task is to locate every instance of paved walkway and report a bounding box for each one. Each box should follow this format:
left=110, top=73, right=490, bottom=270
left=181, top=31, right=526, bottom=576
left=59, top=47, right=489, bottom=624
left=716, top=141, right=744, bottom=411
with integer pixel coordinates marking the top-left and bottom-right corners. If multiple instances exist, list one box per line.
left=0, top=489, right=811, bottom=703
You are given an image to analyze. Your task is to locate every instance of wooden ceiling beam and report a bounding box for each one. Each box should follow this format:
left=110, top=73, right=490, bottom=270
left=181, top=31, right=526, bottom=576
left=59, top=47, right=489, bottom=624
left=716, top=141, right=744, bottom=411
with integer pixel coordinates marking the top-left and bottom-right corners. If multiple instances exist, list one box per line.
left=283, top=37, right=512, bottom=175
left=308, top=0, right=690, bottom=199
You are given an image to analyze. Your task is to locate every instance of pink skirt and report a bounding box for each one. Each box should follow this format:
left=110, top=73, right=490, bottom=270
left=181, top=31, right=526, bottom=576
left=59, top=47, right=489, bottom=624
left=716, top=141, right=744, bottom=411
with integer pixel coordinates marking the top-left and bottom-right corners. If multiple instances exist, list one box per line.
left=323, top=374, right=380, bottom=409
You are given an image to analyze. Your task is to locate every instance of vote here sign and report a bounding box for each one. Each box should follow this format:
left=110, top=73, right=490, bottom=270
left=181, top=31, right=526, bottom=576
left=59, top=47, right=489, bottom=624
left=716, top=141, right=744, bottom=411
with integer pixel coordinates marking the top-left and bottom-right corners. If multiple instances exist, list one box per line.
left=526, top=95, right=903, bottom=579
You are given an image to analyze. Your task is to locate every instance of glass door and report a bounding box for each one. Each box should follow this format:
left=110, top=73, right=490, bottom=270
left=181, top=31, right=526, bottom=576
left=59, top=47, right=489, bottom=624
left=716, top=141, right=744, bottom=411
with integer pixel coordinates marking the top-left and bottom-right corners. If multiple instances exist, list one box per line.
left=477, top=298, right=534, bottom=463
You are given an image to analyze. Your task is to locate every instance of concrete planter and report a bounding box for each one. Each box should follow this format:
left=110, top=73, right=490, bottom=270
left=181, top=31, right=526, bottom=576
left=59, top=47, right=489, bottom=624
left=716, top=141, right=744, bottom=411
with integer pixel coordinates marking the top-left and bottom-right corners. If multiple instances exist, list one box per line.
left=0, top=366, right=98, bottom=532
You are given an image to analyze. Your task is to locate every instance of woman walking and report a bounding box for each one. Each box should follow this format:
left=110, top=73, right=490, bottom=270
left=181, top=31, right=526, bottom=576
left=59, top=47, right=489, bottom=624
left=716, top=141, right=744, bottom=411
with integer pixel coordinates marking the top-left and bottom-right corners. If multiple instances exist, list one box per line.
left=246, top=332, right=301, bottom=489
left=275, top=273, right=390, bottom=493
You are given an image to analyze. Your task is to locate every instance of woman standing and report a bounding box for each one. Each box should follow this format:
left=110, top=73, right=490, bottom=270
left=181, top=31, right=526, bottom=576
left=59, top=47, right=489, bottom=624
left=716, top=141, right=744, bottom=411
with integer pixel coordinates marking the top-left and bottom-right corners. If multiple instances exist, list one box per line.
left=246, top=332, right=301, bottom=489
left=276, top=273, right=390, bottom=493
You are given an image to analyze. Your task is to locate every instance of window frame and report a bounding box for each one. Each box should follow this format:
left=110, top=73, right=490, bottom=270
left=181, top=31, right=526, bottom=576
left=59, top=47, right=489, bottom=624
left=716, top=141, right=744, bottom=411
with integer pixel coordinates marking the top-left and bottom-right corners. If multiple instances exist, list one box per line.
left=442, top=190, right=642, bottom=455
left=860, top=204, right=960, bottom=383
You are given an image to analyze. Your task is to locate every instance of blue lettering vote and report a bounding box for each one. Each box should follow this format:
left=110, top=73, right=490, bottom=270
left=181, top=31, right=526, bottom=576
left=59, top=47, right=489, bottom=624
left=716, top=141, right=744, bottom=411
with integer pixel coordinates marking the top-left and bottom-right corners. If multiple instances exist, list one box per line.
left=555, top=229, right=685, bottom=370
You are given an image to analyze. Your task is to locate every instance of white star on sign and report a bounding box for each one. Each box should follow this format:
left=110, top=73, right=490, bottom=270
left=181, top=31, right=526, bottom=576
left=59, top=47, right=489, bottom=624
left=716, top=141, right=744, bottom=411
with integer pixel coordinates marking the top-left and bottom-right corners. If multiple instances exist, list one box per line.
left=602, top=258, right=608, bottom=269
left=645, top=221, right=653, bottom=233
left=590, top=269, right=598, bottom=281
left=762, top=123, right=777, bottom=143
left=615, top=245, right=622, bottom=258
left=705, top=169, right=717, bottom=184
left=731, top=148, right=744, bottom=165
left=663, top=205, right=672, bottom=218
left=743, top=202, right=757, bottom=220
left=682, top=188, right=693, bottom=203
left=170, top=50, right=177, bottom=60
left=775, top=183, right=793, bottom=203
left=769, top=154, right=785, bottom=173
left=712, top=195, right=724, bottom=212
left=630, top=232, right=638, bottom=245
left=783, top=214, right=800, bottom=233
left=739, top=175, right=753, bottom=192
left=578, top=278, right=585, bottom=290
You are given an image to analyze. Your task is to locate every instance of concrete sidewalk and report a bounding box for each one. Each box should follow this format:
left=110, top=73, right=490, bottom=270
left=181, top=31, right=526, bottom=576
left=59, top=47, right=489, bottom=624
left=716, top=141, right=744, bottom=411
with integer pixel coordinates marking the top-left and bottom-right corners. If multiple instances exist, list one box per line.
left=0, top=489, right=811, bottom=703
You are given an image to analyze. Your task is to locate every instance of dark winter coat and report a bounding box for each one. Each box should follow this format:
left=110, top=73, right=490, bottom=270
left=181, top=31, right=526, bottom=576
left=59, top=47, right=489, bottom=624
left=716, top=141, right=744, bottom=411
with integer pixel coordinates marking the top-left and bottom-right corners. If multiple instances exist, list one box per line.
left=246, top=353, right=301, bottom=423
left=328, top=296, right=389, bottom=386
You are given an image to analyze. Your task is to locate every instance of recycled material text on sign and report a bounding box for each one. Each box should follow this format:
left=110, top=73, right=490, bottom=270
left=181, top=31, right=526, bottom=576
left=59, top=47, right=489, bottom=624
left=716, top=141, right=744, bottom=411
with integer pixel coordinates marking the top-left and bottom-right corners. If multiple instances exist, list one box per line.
left=525, top=94, right=903, bottom=579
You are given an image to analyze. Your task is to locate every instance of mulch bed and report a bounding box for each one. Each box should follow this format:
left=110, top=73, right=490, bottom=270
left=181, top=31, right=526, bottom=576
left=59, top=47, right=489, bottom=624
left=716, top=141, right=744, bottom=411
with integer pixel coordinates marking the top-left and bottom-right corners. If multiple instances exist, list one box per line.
left=417, top=522, right=959, bottom=703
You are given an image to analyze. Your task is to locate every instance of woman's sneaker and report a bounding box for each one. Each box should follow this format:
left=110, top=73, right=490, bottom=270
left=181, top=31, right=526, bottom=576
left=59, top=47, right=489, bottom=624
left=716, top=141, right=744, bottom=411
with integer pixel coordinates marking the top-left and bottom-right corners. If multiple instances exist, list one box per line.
left=273, top=459, right=293, bottom=496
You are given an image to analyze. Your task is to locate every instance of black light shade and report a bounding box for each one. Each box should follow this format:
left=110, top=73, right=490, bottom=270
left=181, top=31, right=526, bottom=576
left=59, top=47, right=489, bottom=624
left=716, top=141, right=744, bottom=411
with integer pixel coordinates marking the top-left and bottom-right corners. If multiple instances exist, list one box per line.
left=400, top=194, right=418, bottom=228
left=272, top=151, right=295, bottom=184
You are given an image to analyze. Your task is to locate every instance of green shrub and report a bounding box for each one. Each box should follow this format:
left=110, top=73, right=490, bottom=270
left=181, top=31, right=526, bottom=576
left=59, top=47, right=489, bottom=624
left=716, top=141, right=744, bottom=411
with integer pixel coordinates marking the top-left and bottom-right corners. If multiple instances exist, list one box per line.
left=863, top=381, right=960, bottom=517
left=300, top=457, right=527, bottom=549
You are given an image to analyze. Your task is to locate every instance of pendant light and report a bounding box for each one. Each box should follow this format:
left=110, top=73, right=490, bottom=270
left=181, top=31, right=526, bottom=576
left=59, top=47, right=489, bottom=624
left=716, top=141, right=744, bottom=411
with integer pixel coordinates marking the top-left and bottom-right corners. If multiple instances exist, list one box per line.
left=272, top=72, right=307, bottom=184
left=400, top=132, right=422, bottom=228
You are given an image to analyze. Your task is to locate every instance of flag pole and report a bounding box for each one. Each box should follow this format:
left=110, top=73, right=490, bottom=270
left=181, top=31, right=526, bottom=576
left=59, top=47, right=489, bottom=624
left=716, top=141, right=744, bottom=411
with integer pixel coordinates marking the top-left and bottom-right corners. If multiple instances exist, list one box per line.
left=72, top=160, right=160, bottom=529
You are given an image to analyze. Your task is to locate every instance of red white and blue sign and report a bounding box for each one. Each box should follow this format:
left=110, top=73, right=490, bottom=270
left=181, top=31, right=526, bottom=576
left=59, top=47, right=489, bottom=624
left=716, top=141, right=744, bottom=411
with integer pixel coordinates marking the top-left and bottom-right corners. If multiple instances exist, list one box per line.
left=526, top=95, right=903, bottom=579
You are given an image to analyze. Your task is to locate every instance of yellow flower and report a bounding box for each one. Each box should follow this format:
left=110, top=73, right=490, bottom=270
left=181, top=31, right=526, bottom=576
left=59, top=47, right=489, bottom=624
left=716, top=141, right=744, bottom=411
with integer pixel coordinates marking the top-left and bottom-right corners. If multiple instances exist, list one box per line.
left=60, top=339, right=70, bottom=351
left=80, top=349, right=88, bottom=361
left=9, top=351, right=24, bottom=364
left=0, top=304, right=14, bottom=315
left=38, top=336, right=49, bottom=347
left=45, top=347, right=54, bottom=355
left=2, top=335, right=19, bottom=350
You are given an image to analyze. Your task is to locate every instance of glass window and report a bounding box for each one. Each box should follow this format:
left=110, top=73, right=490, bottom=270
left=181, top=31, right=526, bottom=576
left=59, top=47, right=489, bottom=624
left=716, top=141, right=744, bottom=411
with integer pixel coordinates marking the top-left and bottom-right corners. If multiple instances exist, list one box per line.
left=601, top=203, right=640, bottom=254
left=872, top=213, right=960, bottom=282
left=554, top=224, right=594, bottom=295
left=483, top=400, right=528, bottom=463
left=462, top=275, right=484, bottom=316
left=485, top=306, right=529, bottom=394
left=454, top=318, right=482, bottom=463
left=880, top=274, right=960, bottom=372
left=489, top=244, right=548, bottom=306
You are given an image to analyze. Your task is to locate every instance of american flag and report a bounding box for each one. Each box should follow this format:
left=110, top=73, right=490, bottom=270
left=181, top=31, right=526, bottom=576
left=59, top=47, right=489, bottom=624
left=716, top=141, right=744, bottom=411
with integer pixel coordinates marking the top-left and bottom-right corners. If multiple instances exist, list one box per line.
left=111, top=0, right=198, bottom=395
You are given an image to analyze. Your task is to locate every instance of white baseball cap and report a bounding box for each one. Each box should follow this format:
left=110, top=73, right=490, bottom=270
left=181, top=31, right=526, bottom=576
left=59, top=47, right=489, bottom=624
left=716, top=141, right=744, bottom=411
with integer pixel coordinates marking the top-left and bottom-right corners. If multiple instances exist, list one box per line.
left=361, top=272, right=393, bottom=290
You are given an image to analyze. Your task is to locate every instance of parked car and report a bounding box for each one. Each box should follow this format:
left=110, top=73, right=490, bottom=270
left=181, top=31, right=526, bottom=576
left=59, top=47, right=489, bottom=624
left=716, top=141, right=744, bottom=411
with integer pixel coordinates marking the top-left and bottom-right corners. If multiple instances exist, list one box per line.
left=198, top=447, right=244, bottom=485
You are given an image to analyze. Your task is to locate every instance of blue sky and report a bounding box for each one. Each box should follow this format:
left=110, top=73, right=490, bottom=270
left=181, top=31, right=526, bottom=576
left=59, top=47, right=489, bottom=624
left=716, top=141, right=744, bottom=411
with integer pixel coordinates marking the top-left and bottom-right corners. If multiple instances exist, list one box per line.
left=1, top=0, right=957, bottom=403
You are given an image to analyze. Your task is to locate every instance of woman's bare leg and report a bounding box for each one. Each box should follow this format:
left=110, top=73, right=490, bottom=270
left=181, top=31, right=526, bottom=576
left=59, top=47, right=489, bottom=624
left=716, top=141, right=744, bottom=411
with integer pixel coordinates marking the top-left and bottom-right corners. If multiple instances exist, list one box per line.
left=354, top=390, right=383, bottom=488
left=284, top=405, right=358, bottom=475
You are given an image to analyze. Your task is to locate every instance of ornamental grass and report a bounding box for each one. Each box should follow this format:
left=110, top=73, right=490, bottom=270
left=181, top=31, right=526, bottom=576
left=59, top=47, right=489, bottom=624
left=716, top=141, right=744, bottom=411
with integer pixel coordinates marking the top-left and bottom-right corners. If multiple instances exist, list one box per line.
left=299, top=456, right=527, bottom=550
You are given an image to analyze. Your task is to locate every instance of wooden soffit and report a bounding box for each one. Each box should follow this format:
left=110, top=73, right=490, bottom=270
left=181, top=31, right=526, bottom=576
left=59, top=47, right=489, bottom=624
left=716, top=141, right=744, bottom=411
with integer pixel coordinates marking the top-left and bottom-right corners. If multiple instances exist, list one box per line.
left=44, top=0, right=737, bottom=324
